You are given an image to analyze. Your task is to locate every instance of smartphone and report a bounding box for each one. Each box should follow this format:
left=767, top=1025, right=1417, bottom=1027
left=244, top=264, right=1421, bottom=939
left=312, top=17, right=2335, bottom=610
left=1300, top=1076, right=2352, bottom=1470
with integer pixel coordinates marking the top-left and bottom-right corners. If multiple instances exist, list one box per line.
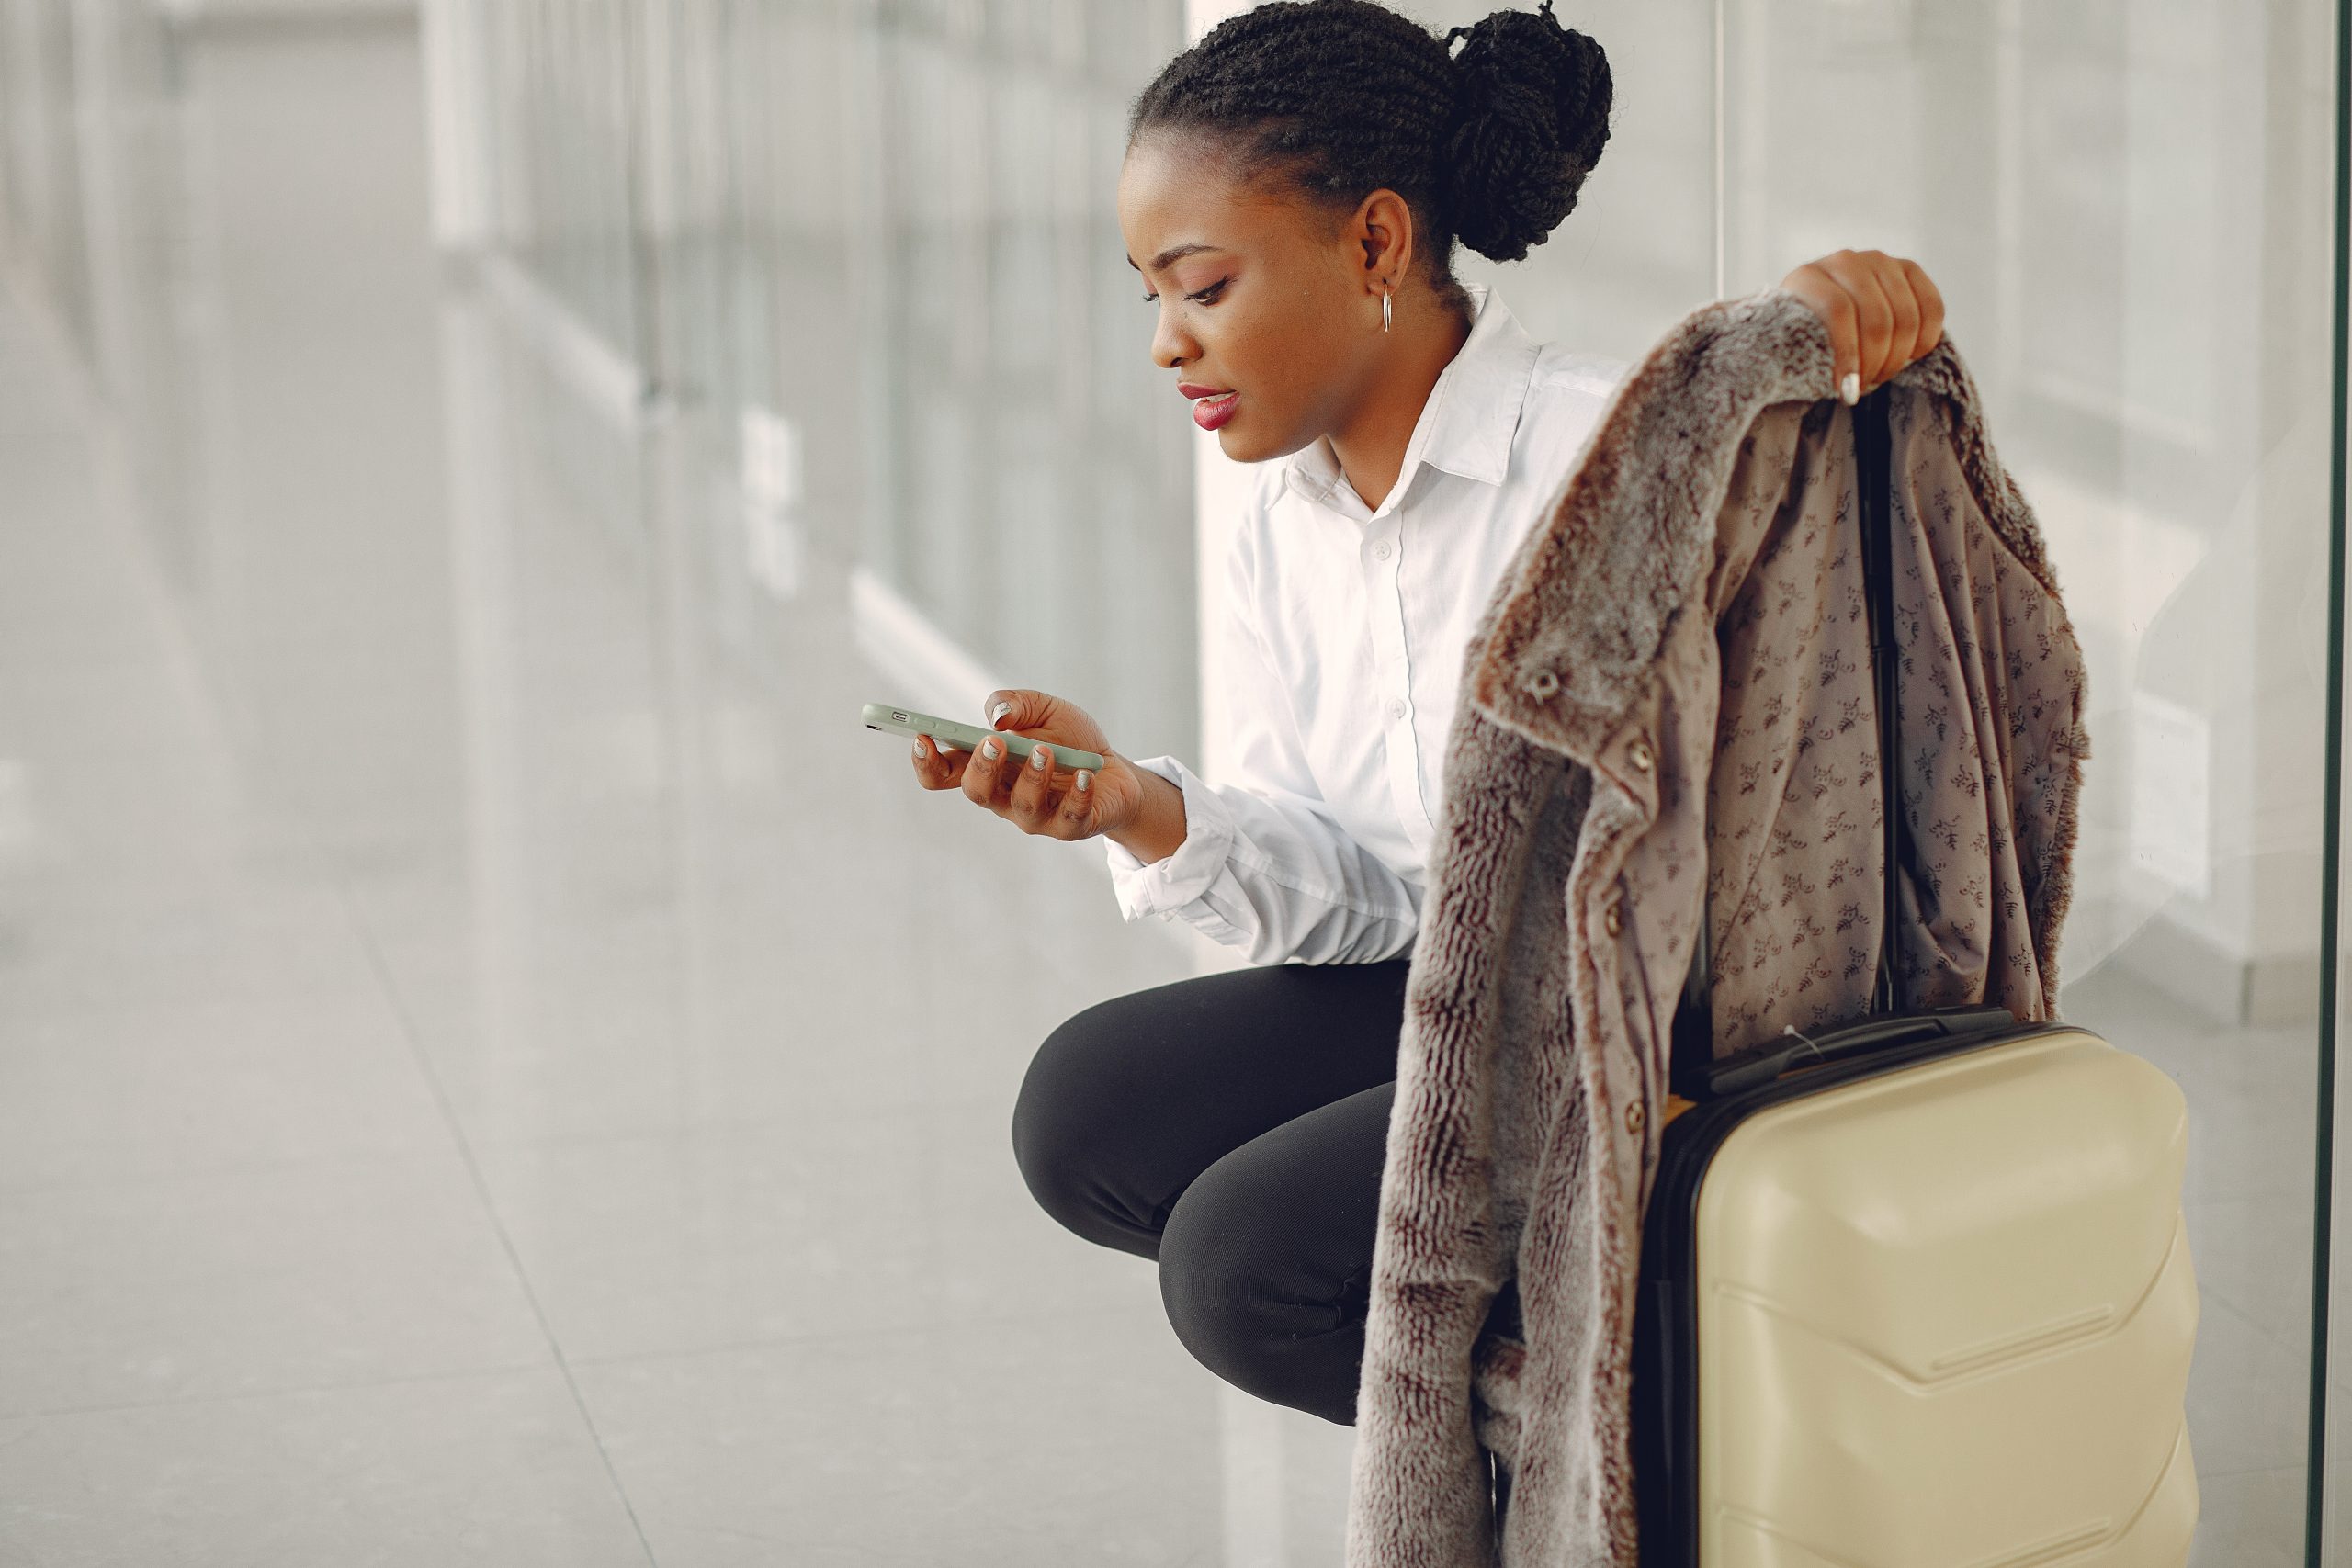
left=863, top=701, right=1106, bottom=773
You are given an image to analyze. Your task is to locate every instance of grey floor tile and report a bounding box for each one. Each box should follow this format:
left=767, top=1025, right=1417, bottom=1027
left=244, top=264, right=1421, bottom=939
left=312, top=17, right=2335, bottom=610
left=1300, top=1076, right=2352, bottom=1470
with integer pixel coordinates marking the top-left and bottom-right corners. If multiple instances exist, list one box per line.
left=0, top=1152, right=551, bottom=1416
left=2192, top=1464, right=2304, bottom=1568
left=474, top=1097, right=1165, bottom=1365
left=2188, top=1292, right=2315, bottom=1478
left=0, top=988, right=454, bottom=1195
left=0, top=880, right=387, bottom=1021
left=0, top=1368, right=652, bottom=1568
left=2187, top=1193, right=2315, bottom=1344
left=572, top=1311, right=1225, bottom=1568
left=341, top=807, right=1192, bottom=1149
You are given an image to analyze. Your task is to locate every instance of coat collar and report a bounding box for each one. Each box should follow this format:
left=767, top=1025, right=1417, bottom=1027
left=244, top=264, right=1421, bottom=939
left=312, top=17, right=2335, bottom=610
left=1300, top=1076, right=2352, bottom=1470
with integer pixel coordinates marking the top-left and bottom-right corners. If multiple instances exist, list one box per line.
left=1283, top=283, right=1541, bottom=513
left=1462, top=284, right=1993, bottom=765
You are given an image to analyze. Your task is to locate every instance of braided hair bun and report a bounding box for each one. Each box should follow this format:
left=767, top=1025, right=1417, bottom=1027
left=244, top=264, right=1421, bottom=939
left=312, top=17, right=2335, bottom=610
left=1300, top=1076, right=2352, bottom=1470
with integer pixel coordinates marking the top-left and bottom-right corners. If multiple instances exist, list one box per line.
left=1128, top=1, right=1612, bottom=291
left=1443, top=2, right=1612, bottom=262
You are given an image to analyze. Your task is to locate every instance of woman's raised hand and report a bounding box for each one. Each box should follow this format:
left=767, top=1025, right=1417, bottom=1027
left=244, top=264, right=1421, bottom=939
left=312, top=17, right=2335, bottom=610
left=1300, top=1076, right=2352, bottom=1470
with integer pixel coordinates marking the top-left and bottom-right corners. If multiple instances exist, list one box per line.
left=1776, top=249, right=1947, bottom=403
left=909, top=688, right=1144, bottom=843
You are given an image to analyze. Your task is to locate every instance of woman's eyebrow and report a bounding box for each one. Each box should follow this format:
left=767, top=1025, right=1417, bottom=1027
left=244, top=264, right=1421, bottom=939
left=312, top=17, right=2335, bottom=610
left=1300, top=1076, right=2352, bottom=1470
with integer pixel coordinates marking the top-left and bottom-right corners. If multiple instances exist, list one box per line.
left=1126, top=242, right=1222, bottom=273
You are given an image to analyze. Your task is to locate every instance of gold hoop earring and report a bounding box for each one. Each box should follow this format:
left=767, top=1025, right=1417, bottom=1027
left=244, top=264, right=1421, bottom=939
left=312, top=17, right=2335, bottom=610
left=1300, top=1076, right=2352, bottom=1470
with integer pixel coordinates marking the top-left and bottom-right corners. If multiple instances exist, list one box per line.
left=1382, top=288, right=1392, bottom=333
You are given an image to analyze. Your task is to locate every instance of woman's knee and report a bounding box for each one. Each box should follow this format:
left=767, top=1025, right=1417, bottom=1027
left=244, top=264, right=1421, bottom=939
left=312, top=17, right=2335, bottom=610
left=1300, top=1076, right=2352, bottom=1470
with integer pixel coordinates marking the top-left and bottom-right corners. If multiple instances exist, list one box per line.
left=1157, top=1155, right=1354, bottom=1411
left=1155, top=1161, right=1263, bottom=1374
left=1010, top=1011, right=1095, bottom=1214
left=1010, top=1000, right=1159, bottom=1250
left=1154, top=1094, right=1387, bottom=1427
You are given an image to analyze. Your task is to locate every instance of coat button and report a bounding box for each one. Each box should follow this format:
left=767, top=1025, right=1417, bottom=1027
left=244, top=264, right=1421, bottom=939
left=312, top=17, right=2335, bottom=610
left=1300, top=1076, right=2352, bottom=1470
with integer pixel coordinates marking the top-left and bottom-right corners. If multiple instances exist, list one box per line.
left=1524, top=668, right=1559, bottom=699
left=1627, top=737, right=1653, bottom=773
left=1603, top=900, right=1623, bottom=936
left=1625, top=1100, right=1646, bottom=1135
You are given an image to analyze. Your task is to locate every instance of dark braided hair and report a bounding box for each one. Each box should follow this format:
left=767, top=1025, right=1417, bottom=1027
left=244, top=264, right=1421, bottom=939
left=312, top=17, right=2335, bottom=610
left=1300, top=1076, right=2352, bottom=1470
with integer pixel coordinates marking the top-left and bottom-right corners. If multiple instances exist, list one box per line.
left=1127, top=0, right=1611, bottom=310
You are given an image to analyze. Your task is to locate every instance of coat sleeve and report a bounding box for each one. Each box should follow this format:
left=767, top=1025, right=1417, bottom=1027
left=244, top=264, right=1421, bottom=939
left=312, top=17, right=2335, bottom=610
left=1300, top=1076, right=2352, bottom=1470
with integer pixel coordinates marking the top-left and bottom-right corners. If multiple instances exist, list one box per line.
left=1104, top=501, right=1424, bottom=966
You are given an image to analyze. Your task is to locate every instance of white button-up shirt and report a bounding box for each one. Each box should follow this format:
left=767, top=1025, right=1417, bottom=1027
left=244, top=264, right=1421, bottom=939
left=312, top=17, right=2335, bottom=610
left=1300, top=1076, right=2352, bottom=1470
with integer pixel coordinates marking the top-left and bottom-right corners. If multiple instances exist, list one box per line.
left=1105, top=286, right=1630, bottom=964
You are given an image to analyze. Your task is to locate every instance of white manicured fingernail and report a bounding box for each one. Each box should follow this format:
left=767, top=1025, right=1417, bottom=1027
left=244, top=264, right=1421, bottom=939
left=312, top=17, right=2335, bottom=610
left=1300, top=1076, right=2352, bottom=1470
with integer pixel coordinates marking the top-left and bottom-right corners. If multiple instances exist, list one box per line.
left=1841, top=371, right=1859, bottom=405
left=1076, top=771, right=1091, bottom=792
left=1031, top=746, right=1047, bottom=770
left=981, top=738, right=999, bottom=759
left=989, top=700, right=1011, bottom=724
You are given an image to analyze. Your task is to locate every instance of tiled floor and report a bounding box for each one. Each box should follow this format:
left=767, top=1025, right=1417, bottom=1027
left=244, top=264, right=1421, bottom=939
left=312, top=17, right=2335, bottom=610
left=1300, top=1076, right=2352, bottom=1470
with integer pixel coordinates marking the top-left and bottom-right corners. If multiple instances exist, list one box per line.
left=0, top=17, right=2328, bottom=1568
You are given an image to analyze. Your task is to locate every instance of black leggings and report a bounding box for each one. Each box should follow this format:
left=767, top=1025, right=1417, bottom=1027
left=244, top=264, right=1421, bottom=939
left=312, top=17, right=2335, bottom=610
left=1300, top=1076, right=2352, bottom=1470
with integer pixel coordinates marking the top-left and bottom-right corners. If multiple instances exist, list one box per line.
left=1010, top=958, right=1414, bottom=1427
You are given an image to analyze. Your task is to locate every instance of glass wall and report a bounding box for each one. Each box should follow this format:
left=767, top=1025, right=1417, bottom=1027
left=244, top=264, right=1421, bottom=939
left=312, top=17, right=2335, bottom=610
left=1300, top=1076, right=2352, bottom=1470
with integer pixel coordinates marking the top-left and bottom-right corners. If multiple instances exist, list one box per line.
left=473, top=0, right=649, bottom=369
left=0, top=0, right=93, bottom=352
left=0, top=1, right=215, bottom=590
left=438, top=0, right=1202, bottom=761
left=845, top=0, right=1198, bottom=761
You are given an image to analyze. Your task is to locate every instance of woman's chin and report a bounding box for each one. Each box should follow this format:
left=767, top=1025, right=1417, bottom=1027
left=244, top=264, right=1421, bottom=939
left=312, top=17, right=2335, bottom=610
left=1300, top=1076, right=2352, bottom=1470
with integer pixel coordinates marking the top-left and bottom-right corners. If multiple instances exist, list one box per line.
left=1214, top=420, right=1283, bottom=464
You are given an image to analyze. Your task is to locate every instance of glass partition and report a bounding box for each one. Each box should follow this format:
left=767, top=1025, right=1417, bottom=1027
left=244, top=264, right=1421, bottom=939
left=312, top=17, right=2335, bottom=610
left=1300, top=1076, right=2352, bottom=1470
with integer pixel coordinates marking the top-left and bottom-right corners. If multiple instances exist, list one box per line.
left=443, top=0, right=1202, bottom=756
left=0, top=0, right=93, bottom=352
left=843, top=0, right=1198, bottom=752
left=475, top=0, right=650, bottom=368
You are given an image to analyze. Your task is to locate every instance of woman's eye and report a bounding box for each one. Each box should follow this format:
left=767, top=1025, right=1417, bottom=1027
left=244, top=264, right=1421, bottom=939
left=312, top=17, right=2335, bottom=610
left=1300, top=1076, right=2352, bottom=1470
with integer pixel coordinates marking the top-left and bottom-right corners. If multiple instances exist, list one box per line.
left=1141, top=278, right=1230, bottom=305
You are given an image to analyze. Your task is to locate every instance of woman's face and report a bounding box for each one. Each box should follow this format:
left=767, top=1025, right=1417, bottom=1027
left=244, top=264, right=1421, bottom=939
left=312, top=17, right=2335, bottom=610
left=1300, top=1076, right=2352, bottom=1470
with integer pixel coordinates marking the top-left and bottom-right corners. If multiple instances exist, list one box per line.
left=1117, top=132, right=1382, bottom=463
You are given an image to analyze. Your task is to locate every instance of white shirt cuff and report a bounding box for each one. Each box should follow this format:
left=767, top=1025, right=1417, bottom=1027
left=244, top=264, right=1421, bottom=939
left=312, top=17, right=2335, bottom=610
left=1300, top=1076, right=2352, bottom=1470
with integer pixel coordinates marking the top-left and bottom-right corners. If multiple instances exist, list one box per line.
left=1102, top=754, right=1237, bottom=920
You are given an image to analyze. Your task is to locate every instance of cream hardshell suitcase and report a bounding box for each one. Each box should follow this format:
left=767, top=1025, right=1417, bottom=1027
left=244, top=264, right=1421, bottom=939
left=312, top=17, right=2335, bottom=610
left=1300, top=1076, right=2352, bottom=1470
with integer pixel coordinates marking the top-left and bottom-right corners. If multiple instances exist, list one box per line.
left=1620, top=385, right=2199, bottom=1566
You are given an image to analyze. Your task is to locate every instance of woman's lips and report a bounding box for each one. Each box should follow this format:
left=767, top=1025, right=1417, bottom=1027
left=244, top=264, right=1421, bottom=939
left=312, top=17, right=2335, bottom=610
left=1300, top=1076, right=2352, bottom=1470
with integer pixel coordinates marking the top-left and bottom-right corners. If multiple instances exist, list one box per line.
left=1190, top=389, right=1239, bottom=432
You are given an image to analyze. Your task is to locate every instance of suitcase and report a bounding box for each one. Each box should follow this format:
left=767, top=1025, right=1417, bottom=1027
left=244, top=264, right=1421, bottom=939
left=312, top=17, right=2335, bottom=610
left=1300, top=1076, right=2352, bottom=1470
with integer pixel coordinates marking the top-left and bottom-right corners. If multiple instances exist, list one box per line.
left=1596, top=384, right=2201, bottom=1565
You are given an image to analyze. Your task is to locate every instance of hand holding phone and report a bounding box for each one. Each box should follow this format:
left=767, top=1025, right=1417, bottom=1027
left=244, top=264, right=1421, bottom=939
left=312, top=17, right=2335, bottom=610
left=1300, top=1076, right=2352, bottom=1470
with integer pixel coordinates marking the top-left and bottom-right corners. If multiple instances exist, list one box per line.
left=879, top=688, right=1176, bottom=853
left=862, top=702, right=1105, bottom=773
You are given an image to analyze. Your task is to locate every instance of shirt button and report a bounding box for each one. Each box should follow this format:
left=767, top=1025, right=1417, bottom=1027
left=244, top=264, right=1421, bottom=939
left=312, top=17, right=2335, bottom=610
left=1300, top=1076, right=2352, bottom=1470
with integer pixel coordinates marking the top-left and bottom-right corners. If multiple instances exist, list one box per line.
left=1625, top=1100, right=1646, bottom=1135
left=1387, top=697, right=1407, bottom=721
left=1603, top=901, right=1623, bottom=936
left=1374, top=540, right=1392, bottom=560
left=1628, top=737, right=1654, bottom=773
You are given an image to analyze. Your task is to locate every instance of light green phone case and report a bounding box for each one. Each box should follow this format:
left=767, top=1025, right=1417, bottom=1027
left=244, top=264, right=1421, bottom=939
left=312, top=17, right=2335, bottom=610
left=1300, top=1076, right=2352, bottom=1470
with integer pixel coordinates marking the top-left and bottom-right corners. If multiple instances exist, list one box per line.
left=863, top=701, right=1106, bottom=773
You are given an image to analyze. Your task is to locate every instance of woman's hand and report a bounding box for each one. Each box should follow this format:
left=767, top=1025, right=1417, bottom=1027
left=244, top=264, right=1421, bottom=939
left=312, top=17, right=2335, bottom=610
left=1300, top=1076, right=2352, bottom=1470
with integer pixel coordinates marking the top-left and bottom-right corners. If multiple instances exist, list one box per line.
left=1778, top=249, right=1946, bottom=405
left=910, top=687, right=1145, bottom=843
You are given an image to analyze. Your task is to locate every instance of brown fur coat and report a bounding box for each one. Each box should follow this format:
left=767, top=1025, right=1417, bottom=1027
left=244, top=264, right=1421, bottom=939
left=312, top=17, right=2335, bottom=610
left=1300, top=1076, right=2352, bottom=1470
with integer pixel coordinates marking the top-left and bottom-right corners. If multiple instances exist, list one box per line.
left=1342, top=285, right=2091, bottom=1565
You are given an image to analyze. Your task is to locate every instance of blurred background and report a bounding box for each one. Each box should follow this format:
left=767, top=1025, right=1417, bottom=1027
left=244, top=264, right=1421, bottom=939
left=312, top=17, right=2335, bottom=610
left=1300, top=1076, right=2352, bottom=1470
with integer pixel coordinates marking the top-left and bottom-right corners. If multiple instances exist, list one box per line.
left=0, top=0, right=2346, bottom=1562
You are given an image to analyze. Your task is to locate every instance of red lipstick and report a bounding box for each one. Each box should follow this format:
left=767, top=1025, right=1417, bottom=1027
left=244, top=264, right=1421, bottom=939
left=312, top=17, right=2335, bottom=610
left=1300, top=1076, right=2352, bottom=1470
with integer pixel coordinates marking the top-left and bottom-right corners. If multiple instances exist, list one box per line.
left=1180, top=383, right=1239, bottom=432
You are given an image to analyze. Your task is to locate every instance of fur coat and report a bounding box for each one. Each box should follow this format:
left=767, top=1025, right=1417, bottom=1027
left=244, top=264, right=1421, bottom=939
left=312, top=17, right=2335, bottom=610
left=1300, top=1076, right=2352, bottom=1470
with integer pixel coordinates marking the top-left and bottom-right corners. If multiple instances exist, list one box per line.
left=1342, top=285, right=2092, bottom=1565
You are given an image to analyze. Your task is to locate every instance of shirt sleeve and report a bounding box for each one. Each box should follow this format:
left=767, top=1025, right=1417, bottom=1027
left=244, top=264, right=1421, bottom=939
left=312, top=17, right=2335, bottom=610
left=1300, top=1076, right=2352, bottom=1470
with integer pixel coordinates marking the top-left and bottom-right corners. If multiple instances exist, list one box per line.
left=1102, top=502, right=1423, bottom=966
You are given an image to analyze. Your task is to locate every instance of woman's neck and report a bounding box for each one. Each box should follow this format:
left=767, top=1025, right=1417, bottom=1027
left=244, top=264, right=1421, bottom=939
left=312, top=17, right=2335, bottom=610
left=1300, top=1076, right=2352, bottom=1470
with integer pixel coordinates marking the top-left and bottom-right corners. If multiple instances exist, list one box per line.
left=1327, top=299, right=1475, bottom=513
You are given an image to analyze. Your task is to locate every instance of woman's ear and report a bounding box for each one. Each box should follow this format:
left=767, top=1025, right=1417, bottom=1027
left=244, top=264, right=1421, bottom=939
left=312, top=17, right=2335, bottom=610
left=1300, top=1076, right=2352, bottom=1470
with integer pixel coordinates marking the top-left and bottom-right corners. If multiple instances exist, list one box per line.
left=1352, top=187, right=1416, bottom=292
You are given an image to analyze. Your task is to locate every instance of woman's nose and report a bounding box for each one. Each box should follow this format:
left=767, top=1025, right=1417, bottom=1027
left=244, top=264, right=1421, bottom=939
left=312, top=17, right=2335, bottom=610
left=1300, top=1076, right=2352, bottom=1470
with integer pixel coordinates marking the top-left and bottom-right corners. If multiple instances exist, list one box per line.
left=1150, top=308, right=1195, bottom=371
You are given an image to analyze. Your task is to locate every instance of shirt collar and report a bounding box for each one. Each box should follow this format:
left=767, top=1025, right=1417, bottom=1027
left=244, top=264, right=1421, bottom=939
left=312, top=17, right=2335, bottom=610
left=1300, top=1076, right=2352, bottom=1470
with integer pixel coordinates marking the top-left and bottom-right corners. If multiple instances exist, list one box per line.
left=1283, top=283, right=1542, bottom=513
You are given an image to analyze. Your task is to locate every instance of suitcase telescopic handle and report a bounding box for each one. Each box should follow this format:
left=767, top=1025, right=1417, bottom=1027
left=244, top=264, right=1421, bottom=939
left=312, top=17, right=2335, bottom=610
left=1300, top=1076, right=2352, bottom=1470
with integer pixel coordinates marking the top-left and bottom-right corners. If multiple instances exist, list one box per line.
left=1696, top=1003, right=2021, bottom=1098
left=1671, top=386, right=1909, bottom=1100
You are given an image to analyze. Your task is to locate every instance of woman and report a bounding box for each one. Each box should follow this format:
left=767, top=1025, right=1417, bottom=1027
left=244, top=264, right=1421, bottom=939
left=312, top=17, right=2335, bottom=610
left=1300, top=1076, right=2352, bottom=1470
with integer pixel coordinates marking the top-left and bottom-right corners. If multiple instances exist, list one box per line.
left=910, top=0, right=1945, bottom=1427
